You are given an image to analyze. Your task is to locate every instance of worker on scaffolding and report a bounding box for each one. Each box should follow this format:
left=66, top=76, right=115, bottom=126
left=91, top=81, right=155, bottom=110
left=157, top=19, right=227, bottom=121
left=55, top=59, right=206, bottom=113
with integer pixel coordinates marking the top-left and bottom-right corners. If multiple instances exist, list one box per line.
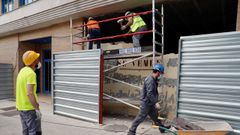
left=128, top=64, right=170, bottom=135
left=87, top=17, right=101, bottom=49
left=118, top=11, right=147, bottom=47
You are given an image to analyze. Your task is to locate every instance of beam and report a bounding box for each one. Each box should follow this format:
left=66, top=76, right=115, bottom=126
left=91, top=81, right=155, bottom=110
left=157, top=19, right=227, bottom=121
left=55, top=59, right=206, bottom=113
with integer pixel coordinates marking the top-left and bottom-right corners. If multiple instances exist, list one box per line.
left=103, top=93, right=140, bottom=110
left=105, top=76, right=142, bottom=90
left=104, top=52, right=153, bottom=72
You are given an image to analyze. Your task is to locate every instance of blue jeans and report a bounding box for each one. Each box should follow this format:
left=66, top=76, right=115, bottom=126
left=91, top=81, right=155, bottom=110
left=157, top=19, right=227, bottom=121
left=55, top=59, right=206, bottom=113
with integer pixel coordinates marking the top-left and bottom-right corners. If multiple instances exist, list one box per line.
left=128, top=102, right=164, bottom=135
left=19, top=110, right=42, bottom=135
left=88, top=28, right=101, bottom=49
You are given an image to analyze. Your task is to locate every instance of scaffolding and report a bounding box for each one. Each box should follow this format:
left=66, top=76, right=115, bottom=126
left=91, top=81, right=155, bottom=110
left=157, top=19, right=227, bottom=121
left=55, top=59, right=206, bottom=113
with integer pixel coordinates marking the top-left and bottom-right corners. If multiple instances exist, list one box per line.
left=70, top=0, right=164, bottom=110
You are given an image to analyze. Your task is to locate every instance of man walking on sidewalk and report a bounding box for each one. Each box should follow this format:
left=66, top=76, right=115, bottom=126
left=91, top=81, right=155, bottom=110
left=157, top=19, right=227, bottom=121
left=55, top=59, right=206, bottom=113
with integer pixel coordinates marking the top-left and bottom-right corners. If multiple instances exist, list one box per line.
left=16, top=50, right=42, bottom=135
left=128, top=64, right=170, bottom=135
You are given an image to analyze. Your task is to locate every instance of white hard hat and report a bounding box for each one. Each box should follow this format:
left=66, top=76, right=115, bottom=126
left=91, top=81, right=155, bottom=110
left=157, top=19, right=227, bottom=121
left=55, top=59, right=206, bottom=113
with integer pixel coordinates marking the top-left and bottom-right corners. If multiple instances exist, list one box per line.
left=125, top=11, right=132, bottom=16
left=88, top=17, right=94, bottom=21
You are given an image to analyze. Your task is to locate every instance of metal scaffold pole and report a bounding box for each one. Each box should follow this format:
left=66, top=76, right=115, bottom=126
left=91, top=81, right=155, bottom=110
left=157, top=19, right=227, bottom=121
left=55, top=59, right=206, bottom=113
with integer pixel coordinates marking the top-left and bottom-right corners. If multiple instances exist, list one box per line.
left=152, top=0, right=156, bottom=66
left=70, top=17, right=73, bottom=51
left=161, top=4, right=164, bottom=63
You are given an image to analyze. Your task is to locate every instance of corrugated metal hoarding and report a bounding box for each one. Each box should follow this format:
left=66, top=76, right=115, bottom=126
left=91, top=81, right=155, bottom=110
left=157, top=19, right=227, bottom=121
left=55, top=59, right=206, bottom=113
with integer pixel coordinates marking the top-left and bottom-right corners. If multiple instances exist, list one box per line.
left=177, top=32, right=240, bottom=131
left=52, top=50, right=103, bottom=123
left=0, top=64, right=13, bottom=99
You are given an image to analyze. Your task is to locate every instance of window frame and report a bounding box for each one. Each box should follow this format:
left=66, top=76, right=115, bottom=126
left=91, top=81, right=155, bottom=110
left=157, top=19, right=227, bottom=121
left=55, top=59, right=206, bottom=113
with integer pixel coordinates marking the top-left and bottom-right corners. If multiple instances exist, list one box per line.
left=2, top=0, right=14, bottom=13
left=19, top=0, right=35, bottom=7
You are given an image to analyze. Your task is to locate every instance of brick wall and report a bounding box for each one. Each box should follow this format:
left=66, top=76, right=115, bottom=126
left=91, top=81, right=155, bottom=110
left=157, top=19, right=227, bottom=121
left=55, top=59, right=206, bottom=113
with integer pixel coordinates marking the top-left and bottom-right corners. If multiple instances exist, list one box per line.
left=8, top=19, right=84, bottom=95
left=0, top=35, right=19, bottom=96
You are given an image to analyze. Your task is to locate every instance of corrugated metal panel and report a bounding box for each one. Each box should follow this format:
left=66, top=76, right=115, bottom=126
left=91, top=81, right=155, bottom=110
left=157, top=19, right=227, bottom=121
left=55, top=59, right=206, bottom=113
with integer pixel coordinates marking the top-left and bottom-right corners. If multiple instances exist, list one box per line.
left=177, top=32, right=240, bottom=131
left=0, top=64, right=13, bottom=99
left=0, top=0, right=126, bottom=36
left=52, top=50, right=102, bottom=123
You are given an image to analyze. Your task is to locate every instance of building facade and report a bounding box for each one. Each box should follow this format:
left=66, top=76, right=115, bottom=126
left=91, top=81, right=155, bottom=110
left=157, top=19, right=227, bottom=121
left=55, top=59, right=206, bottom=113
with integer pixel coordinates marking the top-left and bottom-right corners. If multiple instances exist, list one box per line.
left=0, top=0, right=154, bottom=94
left=0, top=0, right=240, bottom=118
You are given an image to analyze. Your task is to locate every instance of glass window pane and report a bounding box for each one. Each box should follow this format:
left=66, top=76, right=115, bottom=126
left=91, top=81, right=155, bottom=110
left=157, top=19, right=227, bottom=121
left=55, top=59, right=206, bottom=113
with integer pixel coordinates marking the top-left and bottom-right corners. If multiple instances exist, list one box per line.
left=9, top=4, right=12, bottom=11
left=9, top=0, right=13, bottom=11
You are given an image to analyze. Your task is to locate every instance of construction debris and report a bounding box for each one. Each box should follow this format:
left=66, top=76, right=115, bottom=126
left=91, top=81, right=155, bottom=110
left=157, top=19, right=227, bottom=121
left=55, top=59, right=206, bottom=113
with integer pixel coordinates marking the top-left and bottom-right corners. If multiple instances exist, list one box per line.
left=171, top=118, right=204, bottom=130
left=103, top=124, right=128, bottom=132
left=160, top=118, right=234, bottom=135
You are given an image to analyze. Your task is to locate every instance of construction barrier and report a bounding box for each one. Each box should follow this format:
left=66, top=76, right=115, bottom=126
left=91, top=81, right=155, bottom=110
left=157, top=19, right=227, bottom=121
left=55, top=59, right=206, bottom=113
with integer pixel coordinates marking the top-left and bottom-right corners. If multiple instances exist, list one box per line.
left=177, top=32, right=240, bottom=132
left=52, top=50, right=104, bottom=124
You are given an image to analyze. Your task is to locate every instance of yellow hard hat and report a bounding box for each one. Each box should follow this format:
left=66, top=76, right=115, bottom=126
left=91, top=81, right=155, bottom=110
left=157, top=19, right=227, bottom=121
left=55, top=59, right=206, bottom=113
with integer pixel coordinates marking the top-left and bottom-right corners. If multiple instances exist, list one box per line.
left=22, top=51, right=40, bottom=66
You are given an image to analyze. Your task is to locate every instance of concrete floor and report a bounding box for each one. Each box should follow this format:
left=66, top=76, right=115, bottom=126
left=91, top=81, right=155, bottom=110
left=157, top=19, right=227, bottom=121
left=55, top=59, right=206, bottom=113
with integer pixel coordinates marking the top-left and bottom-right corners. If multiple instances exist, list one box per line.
left=0, top=95, right=171, bottom=135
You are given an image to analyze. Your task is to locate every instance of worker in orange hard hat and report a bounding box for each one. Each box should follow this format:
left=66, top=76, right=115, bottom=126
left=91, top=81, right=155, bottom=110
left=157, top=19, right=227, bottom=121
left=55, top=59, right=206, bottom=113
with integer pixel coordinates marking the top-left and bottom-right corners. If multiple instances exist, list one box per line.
left=87, top=16, right=101, bottom=49
left=16, top=50, right=42, bottom=135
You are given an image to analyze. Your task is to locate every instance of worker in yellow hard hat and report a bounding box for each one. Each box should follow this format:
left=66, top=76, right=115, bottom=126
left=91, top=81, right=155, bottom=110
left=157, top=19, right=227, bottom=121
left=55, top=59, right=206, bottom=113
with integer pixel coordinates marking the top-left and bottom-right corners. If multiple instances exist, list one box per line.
left=16, top=50, right=42, bottom=135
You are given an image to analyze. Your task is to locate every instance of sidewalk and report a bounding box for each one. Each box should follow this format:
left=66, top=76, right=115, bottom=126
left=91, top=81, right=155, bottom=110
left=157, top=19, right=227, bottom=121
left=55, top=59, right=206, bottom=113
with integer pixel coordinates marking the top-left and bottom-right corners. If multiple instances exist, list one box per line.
left=0, top=96, right=170, bottom=135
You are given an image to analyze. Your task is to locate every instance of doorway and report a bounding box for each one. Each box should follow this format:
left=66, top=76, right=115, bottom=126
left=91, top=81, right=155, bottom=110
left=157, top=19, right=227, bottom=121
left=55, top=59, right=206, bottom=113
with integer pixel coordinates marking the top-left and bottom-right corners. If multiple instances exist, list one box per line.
left=43, top=49, right=51, bottom=95
left=19, top=37, right=52, bottom=94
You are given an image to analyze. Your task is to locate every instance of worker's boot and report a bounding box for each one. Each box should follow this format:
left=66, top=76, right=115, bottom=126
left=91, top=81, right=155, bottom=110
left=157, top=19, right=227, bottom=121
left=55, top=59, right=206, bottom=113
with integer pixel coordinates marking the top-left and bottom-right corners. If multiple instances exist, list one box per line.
left=127, top=129, right=136, bottom=135
left=36, top=131, right=42, bottom=135
left=127, top=131, right=135, bottom=135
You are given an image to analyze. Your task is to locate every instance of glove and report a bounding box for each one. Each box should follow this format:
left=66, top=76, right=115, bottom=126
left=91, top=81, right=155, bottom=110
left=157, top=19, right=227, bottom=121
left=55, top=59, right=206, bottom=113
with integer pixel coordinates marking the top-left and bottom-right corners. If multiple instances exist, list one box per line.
left=87, top=34, right=90, bottom=38
left=35, top=110, right=42, bottom=120
left=117, top=19, right=124, bottom=24
left=155, top=103, right=161, bottom=110
left=121, top=25, right=127, bottom=30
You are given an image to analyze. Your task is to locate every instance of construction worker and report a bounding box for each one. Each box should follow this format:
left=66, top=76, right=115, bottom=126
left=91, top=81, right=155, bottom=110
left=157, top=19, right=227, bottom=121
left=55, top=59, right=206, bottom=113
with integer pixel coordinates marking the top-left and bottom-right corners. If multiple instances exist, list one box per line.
left=119, top=11, right=147, bottom=47
left=16, top=50, right=42, bottom=135
left=87, top=17, right=101, bottom=49
left=128, top=64, right=170, bottom=135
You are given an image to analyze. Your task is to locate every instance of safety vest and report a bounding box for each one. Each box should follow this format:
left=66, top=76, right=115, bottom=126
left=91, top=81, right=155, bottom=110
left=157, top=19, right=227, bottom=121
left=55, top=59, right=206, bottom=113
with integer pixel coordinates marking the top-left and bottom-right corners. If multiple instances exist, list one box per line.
left=87, top=20, right=100, bottom=30
left=16, top=67, right=38, bottom=111
left=130, top=15, right=146, bottom=32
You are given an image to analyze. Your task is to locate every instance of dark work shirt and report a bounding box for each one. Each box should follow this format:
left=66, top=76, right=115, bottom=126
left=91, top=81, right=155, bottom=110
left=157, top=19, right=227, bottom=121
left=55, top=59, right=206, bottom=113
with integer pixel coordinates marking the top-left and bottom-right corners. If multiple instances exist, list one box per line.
left=140, top=75, right=159, bottom=105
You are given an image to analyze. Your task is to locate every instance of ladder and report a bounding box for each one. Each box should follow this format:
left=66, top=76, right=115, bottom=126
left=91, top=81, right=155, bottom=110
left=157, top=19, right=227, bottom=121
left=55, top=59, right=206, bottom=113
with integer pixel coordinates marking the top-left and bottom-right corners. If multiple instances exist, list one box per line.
left=153, top=0, right=164, bottom=66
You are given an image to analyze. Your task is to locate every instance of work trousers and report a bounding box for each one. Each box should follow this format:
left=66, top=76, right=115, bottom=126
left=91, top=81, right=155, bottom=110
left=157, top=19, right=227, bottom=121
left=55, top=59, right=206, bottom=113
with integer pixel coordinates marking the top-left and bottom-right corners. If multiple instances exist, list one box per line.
left=88, top=28, right=101, bottom=49
left=19, top=110, right=42, bottom=135
left=132, top=26, right=147, bottom=47
left=128, top=102, right=164, bottom=135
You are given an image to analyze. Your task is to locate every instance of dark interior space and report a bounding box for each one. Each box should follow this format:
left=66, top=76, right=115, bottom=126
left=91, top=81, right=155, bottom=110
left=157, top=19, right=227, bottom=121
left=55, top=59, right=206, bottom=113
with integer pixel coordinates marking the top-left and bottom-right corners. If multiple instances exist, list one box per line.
left=25, top=37, right=52, bottom=44
left=86, top=0, right=238, bottom=54
left=164, top=0, right=238, bottom=54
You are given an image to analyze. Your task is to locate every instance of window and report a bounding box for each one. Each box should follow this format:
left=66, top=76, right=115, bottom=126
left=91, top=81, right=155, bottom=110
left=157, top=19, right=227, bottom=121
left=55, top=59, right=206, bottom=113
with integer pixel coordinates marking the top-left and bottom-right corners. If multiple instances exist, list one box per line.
left=20, top=0, right=36, bottom=6
left=2, top=0, right=14, bottom=13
